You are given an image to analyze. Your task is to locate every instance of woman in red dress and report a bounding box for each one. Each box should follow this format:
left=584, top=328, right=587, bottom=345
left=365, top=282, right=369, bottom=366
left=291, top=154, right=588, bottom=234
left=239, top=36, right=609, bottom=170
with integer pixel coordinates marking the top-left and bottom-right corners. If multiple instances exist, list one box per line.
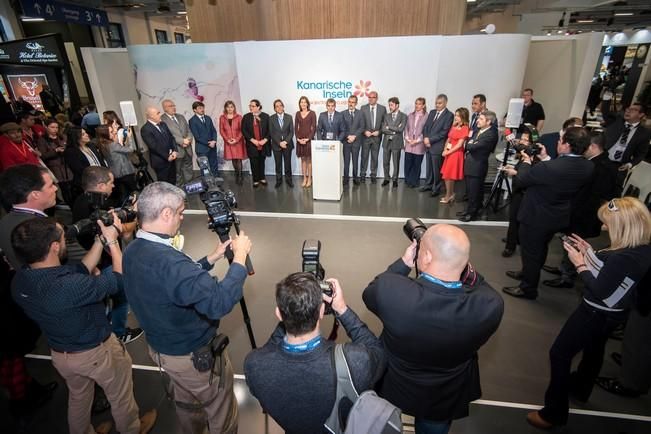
left=440, top=107, right=470, bottom=204
left=294, top=96, right=316, bottom=187
left=219, top=100, right=247, bottom=185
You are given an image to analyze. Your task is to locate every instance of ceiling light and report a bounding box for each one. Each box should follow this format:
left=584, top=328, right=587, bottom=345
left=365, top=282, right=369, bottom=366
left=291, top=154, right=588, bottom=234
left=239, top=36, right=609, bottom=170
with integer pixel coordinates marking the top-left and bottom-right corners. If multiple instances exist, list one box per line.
left=21, top=17, right=45, bottom=21
left=557, top=30, right=563, bottom=34
left=614, top=13, right=633, bottom=16
left=178, top=11, right=187, bottom=15
left=547, top=32, right=552, bottom=36
left=467, top=0, right=477, bottom=3
left=577, top=20, right=594, bottom=23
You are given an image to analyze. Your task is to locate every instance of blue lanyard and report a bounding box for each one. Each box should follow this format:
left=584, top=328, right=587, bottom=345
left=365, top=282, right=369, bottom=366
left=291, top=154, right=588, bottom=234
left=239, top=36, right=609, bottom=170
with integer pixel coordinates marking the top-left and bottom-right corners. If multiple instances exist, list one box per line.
left=419, top=272, right=462, bottom=289
left=559, top=153, right=582, bottom=158
left=282, top=335, right=322, bottom=353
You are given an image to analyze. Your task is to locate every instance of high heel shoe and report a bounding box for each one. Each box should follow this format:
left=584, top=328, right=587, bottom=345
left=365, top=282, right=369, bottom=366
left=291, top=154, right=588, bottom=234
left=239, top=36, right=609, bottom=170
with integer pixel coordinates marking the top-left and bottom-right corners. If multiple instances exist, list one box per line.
left=439, top=194, right=455, bottom=204
left=302, top=178, right=307, bottom=187
left=306, top=177, right=312, bottom=188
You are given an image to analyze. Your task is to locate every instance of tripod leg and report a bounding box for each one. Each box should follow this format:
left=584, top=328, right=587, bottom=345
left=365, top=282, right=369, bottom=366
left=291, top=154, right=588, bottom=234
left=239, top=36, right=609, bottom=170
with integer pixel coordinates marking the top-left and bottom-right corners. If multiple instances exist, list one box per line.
left=239, top=297, right=257, bottom=349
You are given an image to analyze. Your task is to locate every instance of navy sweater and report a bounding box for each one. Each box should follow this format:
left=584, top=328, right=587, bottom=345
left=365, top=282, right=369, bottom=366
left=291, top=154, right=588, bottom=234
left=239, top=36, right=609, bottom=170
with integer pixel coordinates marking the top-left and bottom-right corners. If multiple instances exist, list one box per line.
left=123, top=237, right=247, bottom=355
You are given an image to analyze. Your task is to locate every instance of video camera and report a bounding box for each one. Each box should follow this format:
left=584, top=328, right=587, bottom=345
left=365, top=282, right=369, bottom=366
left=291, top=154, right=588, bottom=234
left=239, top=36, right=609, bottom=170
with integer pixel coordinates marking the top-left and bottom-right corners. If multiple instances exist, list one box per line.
left=506, top=123, right=541, bottom=158
left=403, top=218, right=479, bottom=287
left=183, top=158, right=253, bottom=275
left=302, top=239, right=334, bottom=314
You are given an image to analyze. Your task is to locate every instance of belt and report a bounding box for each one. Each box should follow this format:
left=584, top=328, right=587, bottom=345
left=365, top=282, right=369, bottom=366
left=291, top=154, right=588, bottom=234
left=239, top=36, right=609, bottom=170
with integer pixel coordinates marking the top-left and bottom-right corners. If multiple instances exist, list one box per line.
left=51, top=335, right=111, bottom=354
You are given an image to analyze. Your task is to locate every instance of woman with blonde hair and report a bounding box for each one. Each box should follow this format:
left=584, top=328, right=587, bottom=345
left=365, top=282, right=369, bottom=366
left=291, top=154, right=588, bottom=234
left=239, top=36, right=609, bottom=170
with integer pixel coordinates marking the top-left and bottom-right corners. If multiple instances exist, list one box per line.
left=527, top=197, right=651, bottom=430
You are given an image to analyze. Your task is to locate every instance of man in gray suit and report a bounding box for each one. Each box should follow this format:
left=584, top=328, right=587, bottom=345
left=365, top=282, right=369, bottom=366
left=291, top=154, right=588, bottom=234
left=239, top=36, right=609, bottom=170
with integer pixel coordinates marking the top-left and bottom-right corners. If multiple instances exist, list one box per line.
left=269, top=99, right=295, bottom=188
left=342, top=95, right=364, bottom=185
left=161, top=99, right=194, bottom=187
left=420, top=94, right=454, bottom=197
left=381, top=97, right=407, bottom=188
left=360, top=91, right=387, bottom=184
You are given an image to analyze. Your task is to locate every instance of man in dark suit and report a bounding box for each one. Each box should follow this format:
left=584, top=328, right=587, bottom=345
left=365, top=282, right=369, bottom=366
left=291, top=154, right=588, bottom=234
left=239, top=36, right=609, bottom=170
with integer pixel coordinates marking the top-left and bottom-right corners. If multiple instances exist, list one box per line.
left=360, top=91, right=387, bottom=183
left=188, top=101, right=219, bottom=177
left=459, top=111, right=498, bottom=222
left=241, top=99, right=271, bottom=187
left=161, top=99, right=194, bottom=186
left=421, top=94, right=454, bottom=196
left=381, top=97, right=407, bottom=188
left=538, top=117, right=583, bottom=160
left=604, top=103, right=651, bottom=193
left=269, top=99, right=294, bottom=188
left=363, top=224, right=503, bottom=433
left=543, top=132, right=619, bottom=288
left=140, top=107, right=177, bottom=184
left=342, top=95, right=364, bottom=185
left=502, top=127, right=594, bottom=300
left=317, top=98, right=345, bottom=142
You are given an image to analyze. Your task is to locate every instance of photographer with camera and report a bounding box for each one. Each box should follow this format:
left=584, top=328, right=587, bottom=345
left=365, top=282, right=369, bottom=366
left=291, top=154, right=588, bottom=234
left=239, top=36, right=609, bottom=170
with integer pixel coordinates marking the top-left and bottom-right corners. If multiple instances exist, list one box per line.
left=244, top=272, right=385, bottom=434
left=363, top=223, right=503, bottom=434
left=11, top=217, right=157, bottom=434
left=502, top=127, right=594, bottom=300
left=123, top=181, right=252, bottom=434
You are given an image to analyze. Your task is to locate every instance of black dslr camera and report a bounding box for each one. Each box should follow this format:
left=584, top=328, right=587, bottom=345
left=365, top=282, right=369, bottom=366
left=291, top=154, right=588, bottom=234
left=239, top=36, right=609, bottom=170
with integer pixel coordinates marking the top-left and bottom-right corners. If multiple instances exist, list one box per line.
left=302, top=239, right=334, bottom=313
left=403, top=218, right=479, bottom=287
left=511, top=123, right=542, bottom=158
left=87, top=192, right=138, bottom=227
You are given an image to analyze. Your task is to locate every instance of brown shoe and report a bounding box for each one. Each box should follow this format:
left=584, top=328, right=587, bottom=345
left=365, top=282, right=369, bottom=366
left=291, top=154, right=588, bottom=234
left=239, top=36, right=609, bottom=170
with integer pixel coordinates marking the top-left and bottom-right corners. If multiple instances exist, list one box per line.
left=526, top=411, right=554, bottom=430
left=139, top=409, right=158, bottom=434
left=95, top=421, right=113, bottom=434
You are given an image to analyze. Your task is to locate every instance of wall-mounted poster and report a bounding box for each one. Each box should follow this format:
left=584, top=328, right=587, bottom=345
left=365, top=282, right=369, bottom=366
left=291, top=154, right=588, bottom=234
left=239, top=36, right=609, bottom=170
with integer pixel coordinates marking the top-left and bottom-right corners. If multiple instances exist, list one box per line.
left=6, top=73, right=48, bottom=110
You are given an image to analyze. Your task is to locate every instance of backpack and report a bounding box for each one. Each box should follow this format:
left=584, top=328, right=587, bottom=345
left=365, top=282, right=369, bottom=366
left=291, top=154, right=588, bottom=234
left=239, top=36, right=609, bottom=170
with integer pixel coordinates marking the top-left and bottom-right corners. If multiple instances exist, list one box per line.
left=324, top=344, right=402, bottom=434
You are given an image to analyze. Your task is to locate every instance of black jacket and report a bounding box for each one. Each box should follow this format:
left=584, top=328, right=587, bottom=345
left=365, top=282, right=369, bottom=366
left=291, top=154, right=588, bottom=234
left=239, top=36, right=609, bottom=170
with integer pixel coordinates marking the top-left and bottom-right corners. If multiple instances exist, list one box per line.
left=140, top=121, right=177, bottom=170
left=63, top=144, right=108, bottom=187
left=363, top=259, right=504, bottom=420
left=604, top=118, right=651, bottom=167
left=464, top=128, right=498, bottom=178
left=516, top=155, right=594, bottom=230
left=242, top=112, right=271, bottom=157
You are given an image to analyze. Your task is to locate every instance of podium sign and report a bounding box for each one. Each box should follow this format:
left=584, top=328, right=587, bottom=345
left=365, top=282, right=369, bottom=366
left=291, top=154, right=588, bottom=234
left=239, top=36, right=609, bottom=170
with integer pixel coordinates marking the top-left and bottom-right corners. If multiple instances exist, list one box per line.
left=311, top=140, right=342, bottom=201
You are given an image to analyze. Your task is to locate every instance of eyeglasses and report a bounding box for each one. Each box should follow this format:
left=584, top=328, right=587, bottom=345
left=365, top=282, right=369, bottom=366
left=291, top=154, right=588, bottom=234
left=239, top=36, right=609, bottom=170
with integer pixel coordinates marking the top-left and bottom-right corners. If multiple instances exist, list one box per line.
left=607, top=199, right=619, bottom=212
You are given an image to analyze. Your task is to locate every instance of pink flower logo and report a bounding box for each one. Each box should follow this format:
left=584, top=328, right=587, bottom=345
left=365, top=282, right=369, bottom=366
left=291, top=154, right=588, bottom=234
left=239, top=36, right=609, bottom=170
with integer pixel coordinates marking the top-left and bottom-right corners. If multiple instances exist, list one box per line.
left=354, top=80, right=372, bottom=98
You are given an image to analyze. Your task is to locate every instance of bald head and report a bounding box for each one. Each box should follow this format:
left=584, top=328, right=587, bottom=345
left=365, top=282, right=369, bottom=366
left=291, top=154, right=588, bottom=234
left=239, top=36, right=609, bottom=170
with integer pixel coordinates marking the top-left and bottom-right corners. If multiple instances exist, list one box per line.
left=146, top=106, right=161, bottom=123
left=419, top=224, right=470, bottom=278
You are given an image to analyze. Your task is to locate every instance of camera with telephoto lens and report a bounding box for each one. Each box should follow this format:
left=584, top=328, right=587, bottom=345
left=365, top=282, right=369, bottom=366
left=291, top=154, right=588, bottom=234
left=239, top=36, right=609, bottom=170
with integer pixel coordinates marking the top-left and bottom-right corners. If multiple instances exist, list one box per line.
left=302, top=239, right=334, bottom=314
left=403, top=218, right=480, bottom=287
left=87, top=191, right=138, bottom=226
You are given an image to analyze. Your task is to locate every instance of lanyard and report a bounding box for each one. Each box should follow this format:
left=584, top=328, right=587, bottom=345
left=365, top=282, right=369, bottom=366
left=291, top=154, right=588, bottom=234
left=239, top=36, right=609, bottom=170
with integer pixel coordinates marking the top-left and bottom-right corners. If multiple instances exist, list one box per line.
left=419, top=272, right=462, bottom=289
left=559, top=153, right=582, bottom=158
left=282, top=335, right=322, bottom=353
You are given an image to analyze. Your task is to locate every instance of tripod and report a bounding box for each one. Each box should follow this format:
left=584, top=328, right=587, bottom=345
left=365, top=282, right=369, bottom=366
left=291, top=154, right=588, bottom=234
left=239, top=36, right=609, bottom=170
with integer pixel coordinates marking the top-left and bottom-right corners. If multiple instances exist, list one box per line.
left=213, top=223, right=257, bottom=350
left=130, top=126, right=155, bottom=190
left=481, top=141, right=513, bottom=214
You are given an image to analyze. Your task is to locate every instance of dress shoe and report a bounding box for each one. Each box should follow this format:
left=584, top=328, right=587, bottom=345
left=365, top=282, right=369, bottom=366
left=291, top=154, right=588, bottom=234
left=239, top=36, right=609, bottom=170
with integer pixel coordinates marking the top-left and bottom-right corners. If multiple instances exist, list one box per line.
left=260, top=179, right=267, bottom=185
left=456, top=210, right=467, bottom=216
left=353, top=178, right=360, bottom=185
left=502, top=286, right=537, bottom=300
left=542, top=265, right=562, bottom=275
left=430, top=191, right=440, bottom=198
left=360, top=177, right=366, bottom=183
left=274, top=180, right=282, bottom=188
left=458, top=214, right=474, bottom=222
left=382, top=180, right=390, bottom=186
left=419, top=185, right=432, bottom=192
left=501, top=237, right=507, bottom=243
left=543, top=278, right=574, bottom=288
left=611, top=352, right=622, bottom=366
left=343, top=178, right=349, bottom=186
left=253, top=182, right=259, bottom=188
left=506, top=270, right=523, bottom=280
left=139, top=409, right=158, bottom=434
left=371, top=177, right=377, bottom=184
left=501, top=248, right=515, bottom=258
left=286, top=179, right=294, bottom=188
left=392, top=181, right=398, bottom=188
left=526, top=411, right=554, bottom=430
left=595, top=377, right=641, bottom=397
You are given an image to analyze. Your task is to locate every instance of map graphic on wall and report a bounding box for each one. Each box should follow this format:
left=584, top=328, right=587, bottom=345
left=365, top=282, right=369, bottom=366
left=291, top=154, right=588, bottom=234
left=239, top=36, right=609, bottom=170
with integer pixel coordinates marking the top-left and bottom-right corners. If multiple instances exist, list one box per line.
left=127, top=43, right=241, bottom=123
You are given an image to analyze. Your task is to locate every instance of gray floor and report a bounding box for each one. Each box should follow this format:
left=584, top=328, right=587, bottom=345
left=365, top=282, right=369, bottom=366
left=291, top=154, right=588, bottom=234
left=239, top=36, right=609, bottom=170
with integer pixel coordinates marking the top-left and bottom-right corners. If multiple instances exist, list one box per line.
left=3, top=214, right=650, bottom=433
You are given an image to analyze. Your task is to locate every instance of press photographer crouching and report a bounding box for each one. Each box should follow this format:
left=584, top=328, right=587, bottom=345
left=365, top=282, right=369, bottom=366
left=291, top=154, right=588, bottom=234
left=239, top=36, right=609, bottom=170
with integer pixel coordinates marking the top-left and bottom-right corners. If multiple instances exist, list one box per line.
left=123, top=182, right=252, bottom=434
left=363, top=222, right=504, bottom=434
left=10, top=217, right=157, bottom=434
left=244, top=272, right=386, bottom=434
left=527, top=197, right=651, bottom=429
left=71, top=166, right=142, bottom=345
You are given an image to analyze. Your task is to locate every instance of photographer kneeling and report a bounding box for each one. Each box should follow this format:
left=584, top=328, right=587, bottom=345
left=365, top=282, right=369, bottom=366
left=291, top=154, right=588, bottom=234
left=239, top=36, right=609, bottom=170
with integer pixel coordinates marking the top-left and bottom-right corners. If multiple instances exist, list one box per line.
left=363, top=224, right=503, bottom=434
left=123, top=182, right=251, bottom=434
left=244, top=273, right=385, bottom=434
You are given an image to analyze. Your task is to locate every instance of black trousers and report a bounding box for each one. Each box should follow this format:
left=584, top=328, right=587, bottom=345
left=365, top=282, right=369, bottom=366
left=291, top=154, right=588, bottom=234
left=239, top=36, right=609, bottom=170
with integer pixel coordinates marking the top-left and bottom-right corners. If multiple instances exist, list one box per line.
left=404, top=152, right=424, bottom=186
left=423, top=152, right=443, bottom=193
left=249, top=153, right=267, bottom=183
left=540, top=303, right=625, bottom=425
left=518, top=222, right=557, bottom=294
left=621, top=309, right=651, bottom=392
left=154, top=164, right=176, bottom=185
left=505, top=192, right=524, bottom=251
left=464, top=175, right=484, bottom=216
left=273, top=148, right=292, bottom=178
left=343, top=142, right=361, bottom=179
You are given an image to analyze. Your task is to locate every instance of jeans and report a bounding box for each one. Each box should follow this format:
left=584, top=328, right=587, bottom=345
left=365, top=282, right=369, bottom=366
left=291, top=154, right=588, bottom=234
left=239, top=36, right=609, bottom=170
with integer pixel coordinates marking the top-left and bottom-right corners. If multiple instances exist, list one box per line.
left=415, top=418, right=451, bottom=434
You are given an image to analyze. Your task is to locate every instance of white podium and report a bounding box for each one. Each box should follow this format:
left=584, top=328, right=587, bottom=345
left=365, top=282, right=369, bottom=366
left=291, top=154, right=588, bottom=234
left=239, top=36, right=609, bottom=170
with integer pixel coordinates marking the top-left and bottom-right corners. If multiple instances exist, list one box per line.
left=311, top=140, right=342, bottom=201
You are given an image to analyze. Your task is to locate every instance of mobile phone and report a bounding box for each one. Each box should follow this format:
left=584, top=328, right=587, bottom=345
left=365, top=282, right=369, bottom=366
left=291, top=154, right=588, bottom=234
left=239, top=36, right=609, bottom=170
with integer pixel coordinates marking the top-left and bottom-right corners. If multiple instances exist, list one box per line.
left=559, top=235, right=578, bottom=249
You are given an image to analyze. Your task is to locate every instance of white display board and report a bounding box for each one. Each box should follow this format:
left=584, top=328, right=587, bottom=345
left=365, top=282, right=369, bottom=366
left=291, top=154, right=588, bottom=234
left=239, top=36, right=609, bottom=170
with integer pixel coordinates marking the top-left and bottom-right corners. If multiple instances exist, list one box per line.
left=505, top=98, right=525, bottom=128
left=119, top=101, right=139, bottom=126
left=311, top=140, right=342, bottom=201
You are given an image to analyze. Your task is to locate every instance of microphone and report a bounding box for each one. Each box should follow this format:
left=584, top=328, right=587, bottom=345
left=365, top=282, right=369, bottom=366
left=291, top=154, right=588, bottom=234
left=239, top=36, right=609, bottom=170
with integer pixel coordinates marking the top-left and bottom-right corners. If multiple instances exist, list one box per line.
left=504, top=128, right=519, bottom=147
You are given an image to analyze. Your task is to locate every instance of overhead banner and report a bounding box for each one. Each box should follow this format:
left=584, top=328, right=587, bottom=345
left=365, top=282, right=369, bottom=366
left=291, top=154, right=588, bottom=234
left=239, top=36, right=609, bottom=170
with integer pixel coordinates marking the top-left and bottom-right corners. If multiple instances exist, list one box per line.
left=6, top=74, right=49, bottom=110
left=0, top=35, right=65, bottom=67
left=19, top=0, right=109, bottom=27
